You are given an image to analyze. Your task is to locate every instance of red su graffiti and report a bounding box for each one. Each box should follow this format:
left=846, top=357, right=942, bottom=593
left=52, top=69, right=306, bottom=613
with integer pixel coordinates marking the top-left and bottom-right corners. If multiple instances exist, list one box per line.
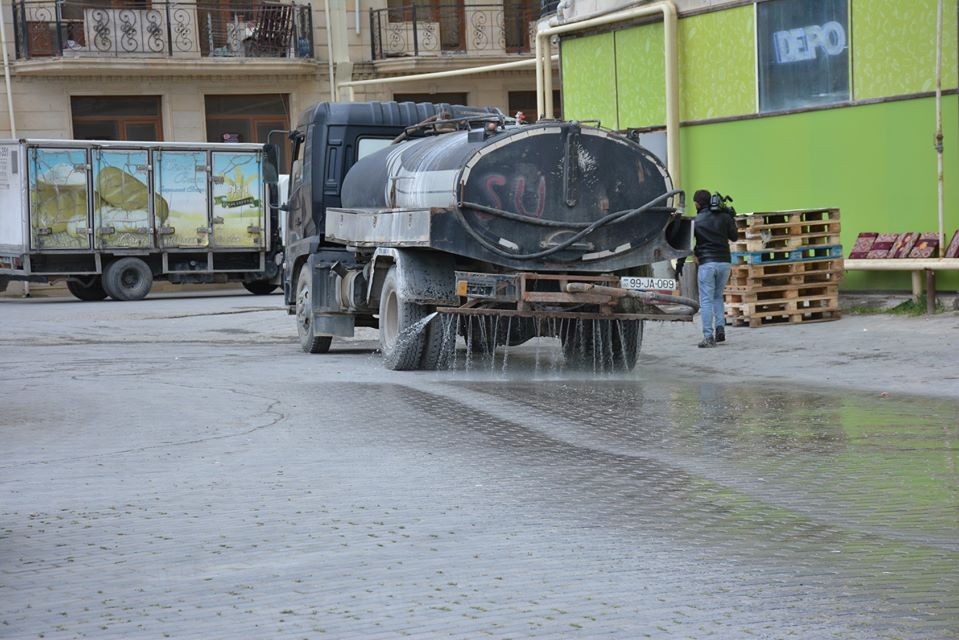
left=479, top=172, right=546, bottom=219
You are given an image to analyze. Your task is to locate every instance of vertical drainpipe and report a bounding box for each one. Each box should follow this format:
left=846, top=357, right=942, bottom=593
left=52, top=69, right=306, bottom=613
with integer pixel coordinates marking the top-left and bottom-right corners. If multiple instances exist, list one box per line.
left=934, top=0, right=944, bottom=255
left=0, top=0, right=17, bottom=138
left=324, top=0, right=337, bottom=101
left=537, top=1, right=681, bottom=189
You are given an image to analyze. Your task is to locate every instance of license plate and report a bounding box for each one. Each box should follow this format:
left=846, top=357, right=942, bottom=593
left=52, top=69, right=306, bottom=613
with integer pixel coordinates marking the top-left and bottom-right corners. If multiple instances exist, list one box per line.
left=620, top=276, right=677, bottom=291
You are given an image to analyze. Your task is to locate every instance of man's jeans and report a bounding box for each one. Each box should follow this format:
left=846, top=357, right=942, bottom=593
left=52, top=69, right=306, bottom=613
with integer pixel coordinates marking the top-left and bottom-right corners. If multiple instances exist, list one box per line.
left=697, top=261, right=732, bottom=339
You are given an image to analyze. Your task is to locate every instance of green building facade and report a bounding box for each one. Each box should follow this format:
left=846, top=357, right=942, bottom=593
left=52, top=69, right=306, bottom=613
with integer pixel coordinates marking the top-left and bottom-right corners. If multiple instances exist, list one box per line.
left=559, top=0, right=958, bottom=289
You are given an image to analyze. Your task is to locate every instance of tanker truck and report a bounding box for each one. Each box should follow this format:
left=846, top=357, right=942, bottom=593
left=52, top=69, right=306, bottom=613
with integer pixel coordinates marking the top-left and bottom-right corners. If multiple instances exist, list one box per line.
left=282, top=101, right=696, bottom=371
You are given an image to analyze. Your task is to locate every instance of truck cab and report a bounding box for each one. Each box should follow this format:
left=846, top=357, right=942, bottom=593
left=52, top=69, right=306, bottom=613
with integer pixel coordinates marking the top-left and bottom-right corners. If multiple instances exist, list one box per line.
left=282, top=101, right=499, bottom=309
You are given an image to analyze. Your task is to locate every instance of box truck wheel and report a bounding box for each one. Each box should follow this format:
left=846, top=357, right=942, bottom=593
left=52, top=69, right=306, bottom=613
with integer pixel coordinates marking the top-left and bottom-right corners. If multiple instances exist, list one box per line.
left=243, top=280, right=278, bottom=295
left=102, top=258, right=153, bottom=301
left=296, top=263, right=332, bottom=354
left=379, top=265, right=430, bottom=370
left=66, top=276, right=108, bottom=301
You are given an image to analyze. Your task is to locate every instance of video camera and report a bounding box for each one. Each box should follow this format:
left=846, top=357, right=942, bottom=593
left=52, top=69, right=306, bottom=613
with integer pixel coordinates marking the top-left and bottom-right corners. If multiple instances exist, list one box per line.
left=709, top=192, right=736, bottom=215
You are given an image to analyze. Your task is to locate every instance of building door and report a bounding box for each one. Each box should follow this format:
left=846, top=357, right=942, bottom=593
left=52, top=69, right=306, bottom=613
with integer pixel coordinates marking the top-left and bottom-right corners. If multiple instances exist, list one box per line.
left=205, top=94, right=291, bottom=173
left=71, top=96, right=163, bottom=141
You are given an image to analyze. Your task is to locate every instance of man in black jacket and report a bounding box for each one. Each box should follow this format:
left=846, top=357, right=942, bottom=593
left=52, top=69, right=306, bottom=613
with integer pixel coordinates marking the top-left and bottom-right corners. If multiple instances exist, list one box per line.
left=676, top=190, right=739, bottom=348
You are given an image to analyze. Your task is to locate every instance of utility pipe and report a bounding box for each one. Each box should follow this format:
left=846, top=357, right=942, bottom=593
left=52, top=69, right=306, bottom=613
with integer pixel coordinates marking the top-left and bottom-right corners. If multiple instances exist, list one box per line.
left=536, top=1, right=680, bottom=187
left=0, top=0, right=17, bottom=137
left=355, top=0, right=360, bottom=35
left=935, top=0, right=944, bottom=255
left=324, top=0, right=337, bottom=100
left=338, top=55, right=556, bottom=89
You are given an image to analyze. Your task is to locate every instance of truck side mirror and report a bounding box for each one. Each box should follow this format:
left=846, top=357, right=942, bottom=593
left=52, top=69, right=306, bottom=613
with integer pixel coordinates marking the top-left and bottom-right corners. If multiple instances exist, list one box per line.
left=262, top=144, right=279, bottom=184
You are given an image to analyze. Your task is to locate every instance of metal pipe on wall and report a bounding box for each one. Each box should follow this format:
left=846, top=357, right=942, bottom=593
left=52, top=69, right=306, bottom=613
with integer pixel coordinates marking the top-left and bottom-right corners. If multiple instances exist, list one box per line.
left=0, top=0, right=17, bottom=137
left=935, top=0, right=945, bottom=255
left=535, top=1, right=680, bottom=188
left=324, top=0, right=337, bottom=101
left=338, top=56, right=556, bottom=90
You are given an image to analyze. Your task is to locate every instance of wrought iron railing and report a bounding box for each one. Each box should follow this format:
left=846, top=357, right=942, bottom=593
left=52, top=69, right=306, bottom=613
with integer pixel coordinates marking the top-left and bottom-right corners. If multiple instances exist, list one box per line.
left=13, top=0, right=313, bottom=60
left=370, top=3, right=539, bottom=60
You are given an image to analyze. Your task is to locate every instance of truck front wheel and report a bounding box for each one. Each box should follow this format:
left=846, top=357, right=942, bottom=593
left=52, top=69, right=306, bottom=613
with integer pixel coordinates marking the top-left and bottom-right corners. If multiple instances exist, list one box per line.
left=296, top=263, right=332, bottom=354
left=66, top=276, right=108, bottom=301
left=243, top=280, right=278, bottom=295
left=102, top=258, right=153, bottom=301
left=379, top=265, right=431, bottom=370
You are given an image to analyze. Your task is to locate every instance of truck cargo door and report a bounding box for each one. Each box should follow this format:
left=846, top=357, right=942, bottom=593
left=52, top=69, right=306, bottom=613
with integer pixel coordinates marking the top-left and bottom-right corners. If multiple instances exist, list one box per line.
left=93, top=148, right=154, bottom=249
left=210, top=150, right=265, bottom=249
left=153, top=150, right=210, bottom=249
left=27, top=147, right=92, bottom=250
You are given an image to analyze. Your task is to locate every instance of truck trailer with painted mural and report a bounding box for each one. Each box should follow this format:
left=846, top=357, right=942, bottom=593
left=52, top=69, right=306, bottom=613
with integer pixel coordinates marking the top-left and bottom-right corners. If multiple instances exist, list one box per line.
left=284, top=101, right=697, bottom=371
left=0, top=140, right=282, bottom=300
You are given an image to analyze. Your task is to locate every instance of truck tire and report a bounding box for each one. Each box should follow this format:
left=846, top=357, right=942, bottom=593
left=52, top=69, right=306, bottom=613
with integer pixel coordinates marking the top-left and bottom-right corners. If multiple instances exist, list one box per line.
left=243, top=280, right=278, bottom=295
left=102, top=258, right=153, bottom=301
left=296, top=263, right=332, bottom=354
left=66, top=277, right=108, bottom=301
left=420, top=311, right=455, bottom=370
left=379, top=265, right=429, bottom=370
left=562, top=319, right=642, bottom=372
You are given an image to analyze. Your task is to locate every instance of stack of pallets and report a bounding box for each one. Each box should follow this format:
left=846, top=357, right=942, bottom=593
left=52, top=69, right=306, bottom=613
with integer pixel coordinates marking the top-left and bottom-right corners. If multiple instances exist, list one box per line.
left=724, top=208, right=843, bottom=328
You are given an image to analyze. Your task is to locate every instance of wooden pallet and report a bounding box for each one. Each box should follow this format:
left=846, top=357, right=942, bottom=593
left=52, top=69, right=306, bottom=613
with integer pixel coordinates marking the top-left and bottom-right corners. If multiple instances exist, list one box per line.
left=728, top=258, right=844, bottom=288
left=726, top=309, right=842, bottom=328
left=735, top=208, right=840, bottom=228
left=724, top=283, right=838, bottom=304
left=731, top=244, right=843, bottom=265
left=730, top=229, right=843, bottom=253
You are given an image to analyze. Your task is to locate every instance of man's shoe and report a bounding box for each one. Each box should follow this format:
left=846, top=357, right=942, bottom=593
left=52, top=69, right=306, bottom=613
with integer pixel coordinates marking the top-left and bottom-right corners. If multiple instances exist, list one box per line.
left=698, top=337, right=716, bottom=348
left=715, top=327, right=725, bottom=343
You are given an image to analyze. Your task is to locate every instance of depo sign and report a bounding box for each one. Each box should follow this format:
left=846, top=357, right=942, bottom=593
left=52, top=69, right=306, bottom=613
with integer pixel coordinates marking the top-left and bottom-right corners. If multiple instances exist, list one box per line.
left=773, top=21, right=847, bottom=64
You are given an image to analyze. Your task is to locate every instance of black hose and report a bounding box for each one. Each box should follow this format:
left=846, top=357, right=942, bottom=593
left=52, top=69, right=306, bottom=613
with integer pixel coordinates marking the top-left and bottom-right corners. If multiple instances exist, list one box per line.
left=460, top=200, right=673, bottom=229
left=453, top=189, right=683, bottom=261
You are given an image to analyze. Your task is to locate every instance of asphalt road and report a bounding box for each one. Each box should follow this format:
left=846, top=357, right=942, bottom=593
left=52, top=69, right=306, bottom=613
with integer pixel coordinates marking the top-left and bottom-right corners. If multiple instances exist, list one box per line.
left=1, top=293, right=957, bottom=639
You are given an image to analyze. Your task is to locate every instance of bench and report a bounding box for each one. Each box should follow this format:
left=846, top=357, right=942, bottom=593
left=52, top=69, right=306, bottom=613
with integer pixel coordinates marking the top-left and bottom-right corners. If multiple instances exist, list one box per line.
left=844, top=258, right=959, bottom=312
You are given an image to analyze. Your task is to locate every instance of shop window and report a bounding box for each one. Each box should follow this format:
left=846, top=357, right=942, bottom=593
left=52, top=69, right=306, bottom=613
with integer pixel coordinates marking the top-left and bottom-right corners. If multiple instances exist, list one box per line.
left=508, top=90, right=561, bottom=122
left=757, top=0, right=849, bottom=113
left=205, top=94, right=290, bottom=173
left=71, top=96, right=163, bottom=141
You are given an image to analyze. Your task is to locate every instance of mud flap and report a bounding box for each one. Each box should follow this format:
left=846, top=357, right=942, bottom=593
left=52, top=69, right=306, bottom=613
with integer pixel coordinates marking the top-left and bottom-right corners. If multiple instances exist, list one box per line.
left=368, top=248, right=457, bottom=308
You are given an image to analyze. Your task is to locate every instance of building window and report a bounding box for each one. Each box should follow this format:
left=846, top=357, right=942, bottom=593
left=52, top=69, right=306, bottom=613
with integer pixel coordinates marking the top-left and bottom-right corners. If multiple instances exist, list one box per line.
left=71, top=96, right=163, bottom=141
left=508, top=90, right=561, bottom=122
left=757, top=0, right=849, bottom=113
left=205, top=94, right=290, bottom=172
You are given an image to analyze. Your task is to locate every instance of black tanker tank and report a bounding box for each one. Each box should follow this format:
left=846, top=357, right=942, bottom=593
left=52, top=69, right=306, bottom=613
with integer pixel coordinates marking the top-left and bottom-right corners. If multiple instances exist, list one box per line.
left=339, top=121, right=690, bottom=272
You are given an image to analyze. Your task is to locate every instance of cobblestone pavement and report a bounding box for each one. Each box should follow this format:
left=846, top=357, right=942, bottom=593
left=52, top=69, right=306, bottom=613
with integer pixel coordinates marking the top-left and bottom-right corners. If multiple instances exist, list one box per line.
left=1, top=294, right=957, bottom=639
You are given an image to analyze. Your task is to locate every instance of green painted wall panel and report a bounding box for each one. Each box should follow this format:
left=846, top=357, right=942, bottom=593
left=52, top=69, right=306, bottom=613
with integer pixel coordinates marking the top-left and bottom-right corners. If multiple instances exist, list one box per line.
left=681, top=96, right=959, bottom=289
left=679, top=5, right=756, bottom=121
left=614, top=23, right=666, bottom=129
left=561, top=33, right=619, bottom=128
left=854, top=0, right=959, bottom=99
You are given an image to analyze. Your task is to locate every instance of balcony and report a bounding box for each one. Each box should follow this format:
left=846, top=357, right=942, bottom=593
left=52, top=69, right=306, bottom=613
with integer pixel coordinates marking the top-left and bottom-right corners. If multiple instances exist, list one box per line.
left=12, top=1, right=313, bottom=62
left=370, top=2, right=539, bottom=60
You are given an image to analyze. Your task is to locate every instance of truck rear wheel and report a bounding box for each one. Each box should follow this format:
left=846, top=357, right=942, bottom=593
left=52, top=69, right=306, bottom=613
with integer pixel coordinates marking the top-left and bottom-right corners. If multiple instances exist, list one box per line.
left=379, top=266, right=431, bottom=370
left=102, top=258, right=153, bottom=301
left=420, top=312, right=455, bottom=370
left=243, top=280, right=278, bottom=295
left=66, top=276, right=108, bottom=301
left=562, top=319, right=642, bottom=372
left=296, top=263, right=332, bottom=354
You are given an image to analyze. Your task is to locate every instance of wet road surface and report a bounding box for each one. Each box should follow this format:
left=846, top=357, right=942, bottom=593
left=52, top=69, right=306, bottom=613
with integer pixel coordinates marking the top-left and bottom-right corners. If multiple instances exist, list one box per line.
left=1, top=295, right=957, bottom=638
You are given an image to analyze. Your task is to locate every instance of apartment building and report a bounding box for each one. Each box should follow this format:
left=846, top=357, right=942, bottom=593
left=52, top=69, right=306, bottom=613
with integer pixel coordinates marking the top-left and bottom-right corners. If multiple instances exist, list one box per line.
left=0, top=0, right=555, bottom=151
